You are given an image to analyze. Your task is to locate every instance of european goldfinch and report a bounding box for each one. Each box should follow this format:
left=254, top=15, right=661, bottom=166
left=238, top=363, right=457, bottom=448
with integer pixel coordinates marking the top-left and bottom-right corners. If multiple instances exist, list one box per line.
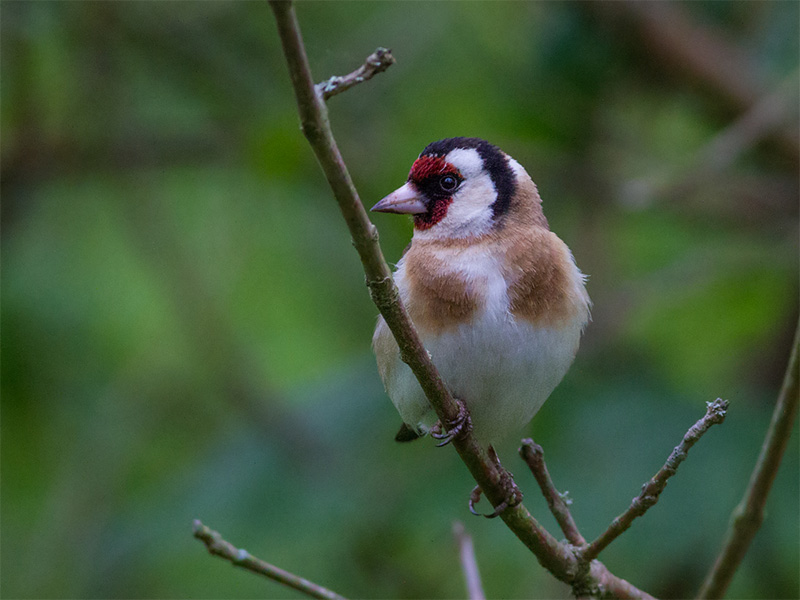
left=371, top=137, right=590, bottom=447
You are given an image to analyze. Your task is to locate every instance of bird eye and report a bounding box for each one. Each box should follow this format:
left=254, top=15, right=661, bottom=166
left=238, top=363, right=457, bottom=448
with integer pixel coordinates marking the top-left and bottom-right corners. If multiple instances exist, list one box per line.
left=440, top=175, right=458, bottom=191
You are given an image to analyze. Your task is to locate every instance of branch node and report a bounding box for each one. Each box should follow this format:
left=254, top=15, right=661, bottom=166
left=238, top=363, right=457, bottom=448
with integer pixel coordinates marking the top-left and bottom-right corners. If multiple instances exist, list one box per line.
left=366, top=276, right=398, bottom=312
left=368, top=224, right=380, bottom=242
left=706, top=398, right=729, bottom=423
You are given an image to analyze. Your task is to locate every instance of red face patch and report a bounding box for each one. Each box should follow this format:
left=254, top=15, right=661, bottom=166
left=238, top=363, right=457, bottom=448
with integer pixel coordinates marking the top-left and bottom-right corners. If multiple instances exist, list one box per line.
left=408, top=155, right=462, bottom=230
left=413, top=197, right=453, bottom=230
left=409, top=155, right=460, bottom=182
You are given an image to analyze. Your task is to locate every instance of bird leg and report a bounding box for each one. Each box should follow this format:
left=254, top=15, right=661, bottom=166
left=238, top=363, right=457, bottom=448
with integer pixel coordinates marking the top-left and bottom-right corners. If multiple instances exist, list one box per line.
left=468, top=446, right=523, bottom=518
left=430, top=397, right=472, bottom=447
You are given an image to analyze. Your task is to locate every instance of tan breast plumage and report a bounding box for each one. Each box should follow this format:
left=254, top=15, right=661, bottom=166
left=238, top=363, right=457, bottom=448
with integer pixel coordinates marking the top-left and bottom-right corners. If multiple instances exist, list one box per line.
left=399, top=225, right=587, bottom=334
left=500, top=225, right=588, bottom=327
left=402, top=242, right=483, bottom=335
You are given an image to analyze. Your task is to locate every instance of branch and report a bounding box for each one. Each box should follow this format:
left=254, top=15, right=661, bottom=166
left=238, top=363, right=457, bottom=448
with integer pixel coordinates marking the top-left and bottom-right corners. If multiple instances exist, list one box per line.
left=268, top=2, right=659, bottom=597
left=453, top=522, right=486, bottom=600
left=316, top=48, right=395, bottom=101
left=698, top=322, right=800, bottom=599
left=580, top=399, right=729, bottom=562
left=192, top=520, right=347, bottom=600
left=519, top=440, right=586, bottom=547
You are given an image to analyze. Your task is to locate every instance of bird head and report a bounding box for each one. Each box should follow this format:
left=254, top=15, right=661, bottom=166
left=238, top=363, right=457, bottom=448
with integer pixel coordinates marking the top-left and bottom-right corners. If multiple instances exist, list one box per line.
left=371, top=137, right=544, bottom=238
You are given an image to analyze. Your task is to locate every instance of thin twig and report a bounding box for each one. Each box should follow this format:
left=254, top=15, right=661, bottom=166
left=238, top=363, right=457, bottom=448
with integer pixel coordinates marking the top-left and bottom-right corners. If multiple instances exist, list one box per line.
left=519, top=440, right=586, bottom=547
left=580, top=399, right=729, bottom=562
left=192, top=520, right=347, bottom=600
left=316, top=47, right=395, bottom=101
left=697, top=322, right=800, bottom=599
left=453, top=522, right=486, bottom=600
left=268, top=3, right=656, bottom=597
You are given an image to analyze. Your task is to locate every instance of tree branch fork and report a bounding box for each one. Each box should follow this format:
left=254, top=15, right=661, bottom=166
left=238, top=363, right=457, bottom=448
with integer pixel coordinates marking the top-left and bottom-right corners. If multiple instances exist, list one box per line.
left=192, top=3, right=798, bottom=599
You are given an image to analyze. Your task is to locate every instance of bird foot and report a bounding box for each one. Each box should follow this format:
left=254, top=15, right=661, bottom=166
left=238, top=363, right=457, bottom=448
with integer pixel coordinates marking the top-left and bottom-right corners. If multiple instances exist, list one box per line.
left=468, top=448, right=523, bottom=518
left=468, top=479, right=523, bottom=519
left=430, top=398, right=472, bottom=447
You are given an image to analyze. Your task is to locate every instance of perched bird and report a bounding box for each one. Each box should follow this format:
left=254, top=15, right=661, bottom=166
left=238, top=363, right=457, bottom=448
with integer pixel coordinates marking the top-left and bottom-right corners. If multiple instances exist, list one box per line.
left=371, top=137, right=590, bottom=449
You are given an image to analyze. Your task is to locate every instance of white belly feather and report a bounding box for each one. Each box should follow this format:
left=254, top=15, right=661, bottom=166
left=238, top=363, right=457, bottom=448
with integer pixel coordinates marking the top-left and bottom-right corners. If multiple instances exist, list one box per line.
left=373, top=248, right=587, bottom=445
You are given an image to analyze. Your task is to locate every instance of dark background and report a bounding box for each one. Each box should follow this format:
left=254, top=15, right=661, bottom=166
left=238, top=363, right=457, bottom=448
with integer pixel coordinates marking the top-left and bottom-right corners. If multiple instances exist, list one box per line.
left=2, top=2, right=798, bottom=598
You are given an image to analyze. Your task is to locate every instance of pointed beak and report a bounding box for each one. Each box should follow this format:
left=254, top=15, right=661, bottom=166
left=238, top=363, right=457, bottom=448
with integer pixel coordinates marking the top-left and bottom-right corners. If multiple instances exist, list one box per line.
left=371, top=182, right=427, bottom=214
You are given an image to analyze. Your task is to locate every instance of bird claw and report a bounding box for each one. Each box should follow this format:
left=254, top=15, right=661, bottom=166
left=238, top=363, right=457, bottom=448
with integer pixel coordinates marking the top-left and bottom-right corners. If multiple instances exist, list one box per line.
left=468, top=476, right=523, bottom=519
left=430, top=398, right=472, bottom=447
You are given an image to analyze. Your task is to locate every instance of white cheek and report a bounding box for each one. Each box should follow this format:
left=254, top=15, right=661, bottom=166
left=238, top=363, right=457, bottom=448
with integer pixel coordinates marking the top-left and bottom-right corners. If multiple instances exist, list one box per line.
left=413, top=172, right=497, bottom=239
left=442, top=175, right=496, bottom=234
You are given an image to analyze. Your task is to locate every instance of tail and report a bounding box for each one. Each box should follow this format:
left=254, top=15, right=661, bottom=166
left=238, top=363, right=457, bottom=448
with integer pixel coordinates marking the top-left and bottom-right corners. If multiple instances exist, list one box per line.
left=394, top=423, right=423, bottom=442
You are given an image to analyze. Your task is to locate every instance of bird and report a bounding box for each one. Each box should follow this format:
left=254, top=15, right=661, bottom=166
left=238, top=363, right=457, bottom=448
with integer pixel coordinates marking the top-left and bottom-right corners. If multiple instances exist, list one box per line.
left=371, top=137, right=590, bottom=455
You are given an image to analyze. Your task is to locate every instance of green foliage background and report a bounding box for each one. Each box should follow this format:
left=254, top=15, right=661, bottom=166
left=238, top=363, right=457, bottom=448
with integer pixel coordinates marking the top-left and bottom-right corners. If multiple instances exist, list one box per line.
left=2, top=2, right=798, bottom=598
